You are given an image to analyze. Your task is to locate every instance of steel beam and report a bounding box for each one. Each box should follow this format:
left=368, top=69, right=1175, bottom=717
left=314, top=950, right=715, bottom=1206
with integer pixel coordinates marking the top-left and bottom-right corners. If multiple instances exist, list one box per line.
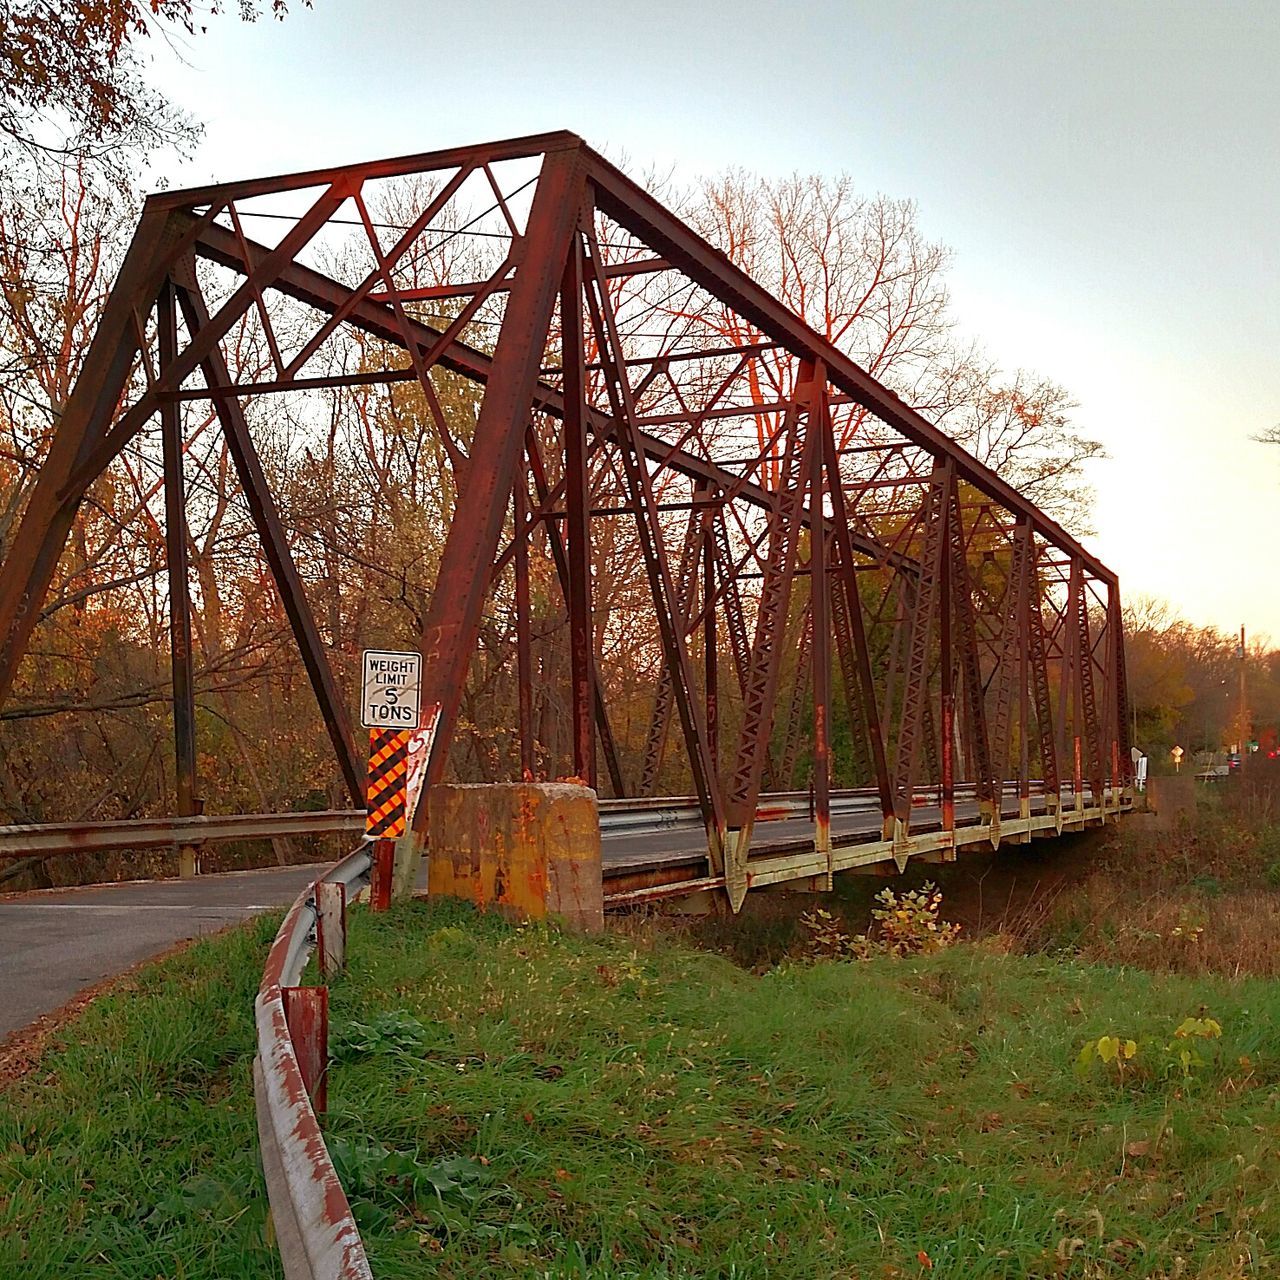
left=585, top=149, right=1115, bottom=584
left=159, top=282, right=198, bottom=821
left=0, top=206, right=184, bottom=704
left=561, top=246, right=596, bottom=786
left=412, top=147, right=589, bottom=819
left=186, top=219, right=907, bottom=572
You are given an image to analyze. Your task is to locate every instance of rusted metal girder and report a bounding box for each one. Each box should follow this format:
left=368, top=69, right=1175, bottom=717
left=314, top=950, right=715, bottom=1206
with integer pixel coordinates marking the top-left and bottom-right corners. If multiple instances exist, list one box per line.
left=581, top=228, right=726, bottom=864
left=158, top=282, right=197, bottom=827
left=778, top=609, right=813, bottom=788
left=945, top=472, right=994, bottom=816
left=411, top=147, right=589, bottom=816
left=639, top=502, right=704, bottom=795
left=523, top=429, right=627, bottom=795
left=724, top=368, right=817, bottom=906
left=892, top=462, right=948, bottom=828
left=562, top=246, right=596, bottom=787
left=174, top=278, right=365, bottom=805
left=809, top=378, right=833, bottom=874
left=587, top=146, right=1116, bottom=586
left=0, top=206, right=181, bottom=705
left=185, top=218, right=909, bottom=573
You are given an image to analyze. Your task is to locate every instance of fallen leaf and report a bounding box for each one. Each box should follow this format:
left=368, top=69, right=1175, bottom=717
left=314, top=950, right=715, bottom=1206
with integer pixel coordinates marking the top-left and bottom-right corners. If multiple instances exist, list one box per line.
left=1056, top=1236, right=1086, bottom=1260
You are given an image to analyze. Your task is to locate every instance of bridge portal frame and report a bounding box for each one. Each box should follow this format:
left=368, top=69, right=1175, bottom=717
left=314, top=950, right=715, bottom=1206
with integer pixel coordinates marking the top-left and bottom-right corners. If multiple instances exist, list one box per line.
left=0, top=131, right=1131, bottom=908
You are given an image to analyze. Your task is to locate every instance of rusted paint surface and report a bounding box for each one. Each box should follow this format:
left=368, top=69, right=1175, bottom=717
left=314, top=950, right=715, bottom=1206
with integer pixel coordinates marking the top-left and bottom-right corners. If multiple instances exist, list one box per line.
left=255, top=846, right=372, bottom=1279
left=369, top=839, right=395, bottom=912
left=256, top=988, right=370, bottom=1278
left=429, top=783, right=602, bottom=931
left=0, top=131, right=1133, bottom=935
left=0, top=810, right=364, bottom=860
left=283, top=986, right=329, bottom=1115
left=315, top=881, right=346, bottom=979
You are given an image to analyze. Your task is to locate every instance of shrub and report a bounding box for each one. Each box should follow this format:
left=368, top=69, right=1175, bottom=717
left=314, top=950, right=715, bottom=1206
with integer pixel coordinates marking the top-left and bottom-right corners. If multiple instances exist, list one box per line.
left=1075, top=1014, right=1223, bottom=1085
left=870, top=883, right=962, bottom=956
left=798, top=883, right=960, bottom=962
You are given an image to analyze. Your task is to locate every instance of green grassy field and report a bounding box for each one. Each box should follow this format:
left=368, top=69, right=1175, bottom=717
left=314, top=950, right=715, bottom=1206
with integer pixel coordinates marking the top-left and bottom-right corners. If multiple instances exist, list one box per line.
left=0, top=915, right=282, bottom=1278
left=3, top=896, right=1280, bottom=1278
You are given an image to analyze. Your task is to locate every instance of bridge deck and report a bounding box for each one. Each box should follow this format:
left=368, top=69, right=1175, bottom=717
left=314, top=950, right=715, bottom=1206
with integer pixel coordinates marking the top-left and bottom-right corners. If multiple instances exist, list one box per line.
left=602, top=787, right=1131, bottom=902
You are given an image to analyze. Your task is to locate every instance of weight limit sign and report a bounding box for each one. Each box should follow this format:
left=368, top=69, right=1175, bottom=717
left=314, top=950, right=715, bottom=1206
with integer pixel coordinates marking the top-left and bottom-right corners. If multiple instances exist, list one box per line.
left=360, top=649, right=422, bottom=730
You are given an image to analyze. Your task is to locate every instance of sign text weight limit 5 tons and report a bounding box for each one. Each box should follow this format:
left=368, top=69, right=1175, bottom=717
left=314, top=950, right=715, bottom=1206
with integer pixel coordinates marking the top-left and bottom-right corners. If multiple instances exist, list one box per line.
left=360, top=650, right=423, bottom=730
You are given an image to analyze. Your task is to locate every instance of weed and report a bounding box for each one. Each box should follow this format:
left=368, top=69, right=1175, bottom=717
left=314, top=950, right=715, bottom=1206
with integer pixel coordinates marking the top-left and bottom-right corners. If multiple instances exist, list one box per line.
left=331, top=1010, right=443, bottom=1063
left=1191, top=872, right=1223, bottom=897
left=799, top=883, right=960, bottom=963
left=797, top=906, right=859, bottom=960
left=1075, top=1033, right=1139, bottom=1082
left=979, top=792, right=1280, bottom=977
left=1075, top=1014, right=1225, bottom=1087
left=870, top=882, right=962, bottom=956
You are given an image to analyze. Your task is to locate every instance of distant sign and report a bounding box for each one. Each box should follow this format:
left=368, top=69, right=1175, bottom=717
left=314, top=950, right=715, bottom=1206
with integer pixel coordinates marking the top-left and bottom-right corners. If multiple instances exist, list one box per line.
left=360, top=649, right=422, bottom=729
left=1171, top=745, right=1184, bottom=760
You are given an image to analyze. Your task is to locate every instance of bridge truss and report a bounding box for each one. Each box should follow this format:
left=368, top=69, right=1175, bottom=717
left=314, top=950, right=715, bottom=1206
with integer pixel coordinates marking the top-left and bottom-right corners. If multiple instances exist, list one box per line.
left=0, top=132, right=1131, bottom=908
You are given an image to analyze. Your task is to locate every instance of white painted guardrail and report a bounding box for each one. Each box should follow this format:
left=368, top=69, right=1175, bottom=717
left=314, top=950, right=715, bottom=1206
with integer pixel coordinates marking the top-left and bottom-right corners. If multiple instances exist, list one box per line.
left=254, top=843, right=375, bottom=1280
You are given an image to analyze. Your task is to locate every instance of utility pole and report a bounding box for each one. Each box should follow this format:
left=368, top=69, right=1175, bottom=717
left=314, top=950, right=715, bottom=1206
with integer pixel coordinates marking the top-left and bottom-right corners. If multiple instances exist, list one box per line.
left=1238, top=624, right=1248, bottom=758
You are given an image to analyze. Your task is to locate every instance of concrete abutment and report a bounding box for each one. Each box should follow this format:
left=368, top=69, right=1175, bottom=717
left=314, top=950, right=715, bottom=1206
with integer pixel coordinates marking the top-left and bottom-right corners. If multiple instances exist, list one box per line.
left=424, top=782, right=603, bottom=932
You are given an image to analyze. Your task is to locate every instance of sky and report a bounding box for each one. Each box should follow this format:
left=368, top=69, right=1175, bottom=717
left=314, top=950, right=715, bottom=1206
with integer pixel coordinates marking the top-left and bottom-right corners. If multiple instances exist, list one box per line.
left=142, top=0, right=1280, bottom=639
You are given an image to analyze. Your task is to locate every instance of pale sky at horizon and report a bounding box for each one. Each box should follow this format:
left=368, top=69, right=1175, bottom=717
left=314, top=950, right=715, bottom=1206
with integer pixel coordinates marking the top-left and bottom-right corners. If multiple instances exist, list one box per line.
left=142, top=0, right=1280, bottom=640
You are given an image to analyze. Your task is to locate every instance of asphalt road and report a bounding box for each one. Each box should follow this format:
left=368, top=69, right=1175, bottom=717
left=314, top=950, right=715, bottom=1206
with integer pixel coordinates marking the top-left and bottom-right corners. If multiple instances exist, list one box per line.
left=0, top=864, right=322, bottom=1038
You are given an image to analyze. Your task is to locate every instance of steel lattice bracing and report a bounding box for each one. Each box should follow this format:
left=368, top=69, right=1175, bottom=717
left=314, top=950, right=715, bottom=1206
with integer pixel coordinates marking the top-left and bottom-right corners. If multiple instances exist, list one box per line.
left=0, top=132, right=1133, bottom=909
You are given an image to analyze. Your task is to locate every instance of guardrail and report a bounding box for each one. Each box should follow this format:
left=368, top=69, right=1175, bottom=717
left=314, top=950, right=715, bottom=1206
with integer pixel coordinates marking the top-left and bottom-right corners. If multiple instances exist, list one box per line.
left=0, top=810, right=365, bottom=858
left=0, top=786, right=1066, bottom=860
left=1, top=796, right=807, bottom=856
left=595, top=785, right=992, bottom=833
left=254, top=841, right=375, bottom=1280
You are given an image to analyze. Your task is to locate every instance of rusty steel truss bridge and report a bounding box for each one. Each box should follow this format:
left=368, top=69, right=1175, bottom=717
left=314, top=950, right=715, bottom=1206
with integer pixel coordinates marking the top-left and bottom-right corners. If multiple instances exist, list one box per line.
left=0, top=131, right=1133, bottom=913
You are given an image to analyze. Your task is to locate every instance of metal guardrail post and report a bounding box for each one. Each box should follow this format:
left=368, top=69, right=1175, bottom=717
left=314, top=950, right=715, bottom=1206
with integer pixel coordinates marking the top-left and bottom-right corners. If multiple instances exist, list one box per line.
left=369, top=839, right=394, bottom=912
left=316, top=882, right=346, bottom=978
left=282, top=987, right=329, bottom=1116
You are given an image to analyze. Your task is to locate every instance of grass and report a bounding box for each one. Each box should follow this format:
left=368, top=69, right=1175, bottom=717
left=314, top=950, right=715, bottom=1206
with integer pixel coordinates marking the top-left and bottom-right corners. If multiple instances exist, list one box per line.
left=317, top=901, right=1280, bottom=1279
left=1011, top=789, right=1280, bottom=978
left=5, top=854, right=1280, bottom=1277
left=0, top=916, right=284, bottom=1278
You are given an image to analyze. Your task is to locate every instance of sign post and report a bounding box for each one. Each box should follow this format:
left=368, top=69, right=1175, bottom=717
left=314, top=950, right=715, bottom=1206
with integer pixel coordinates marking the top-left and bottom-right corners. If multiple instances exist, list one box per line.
left=1171, top=744, right=1184, bottom=774
left=360, top=650, right=423, bottom=910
